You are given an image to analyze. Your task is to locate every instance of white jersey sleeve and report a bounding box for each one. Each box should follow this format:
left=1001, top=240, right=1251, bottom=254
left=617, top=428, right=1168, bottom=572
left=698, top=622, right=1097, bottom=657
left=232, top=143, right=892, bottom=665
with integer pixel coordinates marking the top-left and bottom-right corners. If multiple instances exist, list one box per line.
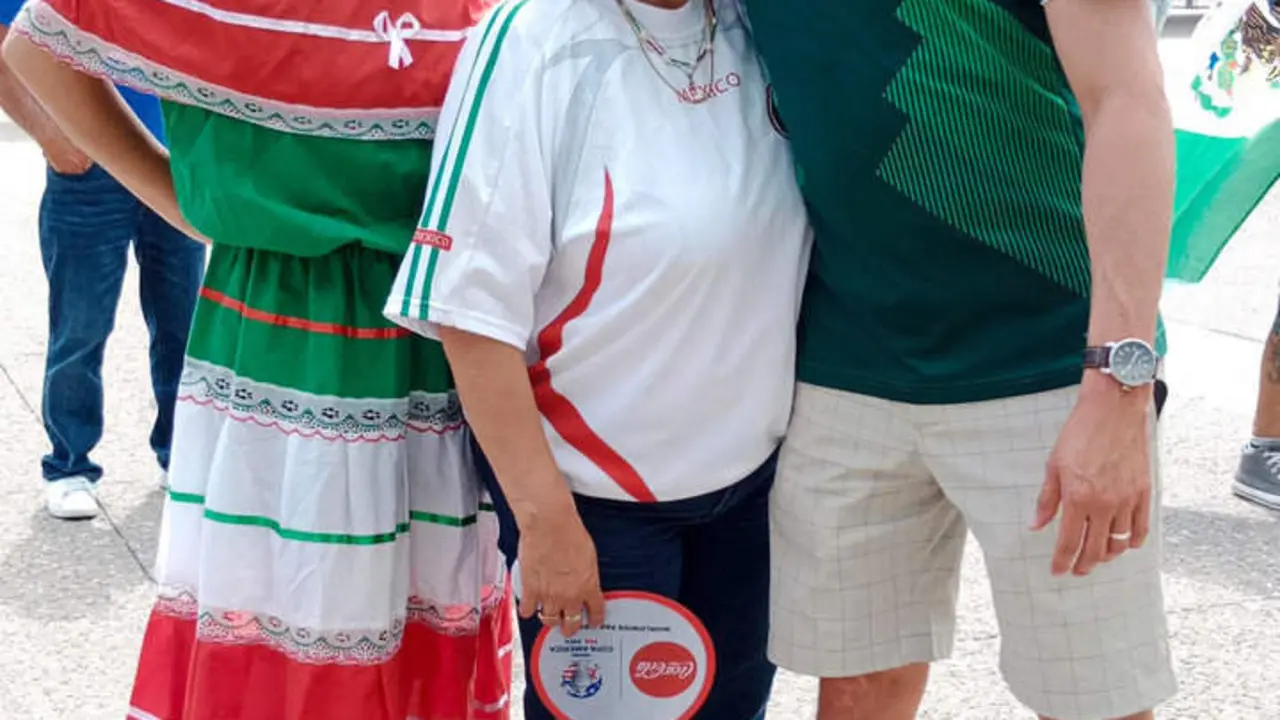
left=384, top=0, right=549, bottom=351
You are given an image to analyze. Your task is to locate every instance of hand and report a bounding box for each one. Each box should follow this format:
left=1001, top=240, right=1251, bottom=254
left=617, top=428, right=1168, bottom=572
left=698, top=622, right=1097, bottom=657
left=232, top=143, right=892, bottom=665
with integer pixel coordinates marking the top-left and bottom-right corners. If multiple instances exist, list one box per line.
left=42, top=139, right=93, bottom=176
left=516, top=506, right=606, bottom=637
left=1032, top=376, right=1154, bottom=576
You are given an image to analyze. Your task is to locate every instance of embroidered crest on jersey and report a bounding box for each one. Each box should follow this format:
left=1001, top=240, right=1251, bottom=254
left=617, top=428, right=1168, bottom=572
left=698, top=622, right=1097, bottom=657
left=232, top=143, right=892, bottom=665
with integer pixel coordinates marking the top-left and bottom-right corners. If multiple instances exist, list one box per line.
left=413, top=229, right=454, bottom=251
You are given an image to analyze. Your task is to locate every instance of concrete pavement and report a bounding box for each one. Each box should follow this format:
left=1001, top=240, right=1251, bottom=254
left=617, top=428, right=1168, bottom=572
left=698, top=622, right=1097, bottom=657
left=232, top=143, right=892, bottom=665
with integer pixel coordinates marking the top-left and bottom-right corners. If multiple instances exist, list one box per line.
left=1, top=36, right=1279, bottom=720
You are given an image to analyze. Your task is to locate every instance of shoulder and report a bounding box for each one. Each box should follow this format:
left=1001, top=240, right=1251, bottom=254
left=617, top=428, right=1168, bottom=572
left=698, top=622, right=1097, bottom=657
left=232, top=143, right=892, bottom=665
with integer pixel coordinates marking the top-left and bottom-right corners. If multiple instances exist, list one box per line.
left=472, top=0, right=590, bottom=67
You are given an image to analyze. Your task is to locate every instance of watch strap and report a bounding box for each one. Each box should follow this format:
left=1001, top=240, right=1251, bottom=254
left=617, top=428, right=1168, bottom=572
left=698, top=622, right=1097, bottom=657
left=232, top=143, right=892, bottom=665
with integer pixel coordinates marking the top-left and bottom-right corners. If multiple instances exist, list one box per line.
left=1082, top=346, right=1110, bottom=370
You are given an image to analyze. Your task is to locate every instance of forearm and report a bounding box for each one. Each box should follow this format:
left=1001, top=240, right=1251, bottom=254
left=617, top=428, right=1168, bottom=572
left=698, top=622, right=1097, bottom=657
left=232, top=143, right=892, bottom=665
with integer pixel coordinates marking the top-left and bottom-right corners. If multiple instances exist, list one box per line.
left=1044, top=0, right=1174, bottom=394
left=439, top=327, right=576, bottom=530
left=1081, top=93, right=1174, bottom=352
left=1, top=32, right=198, bottom=239
left=0, top=27, right=69, bottom=147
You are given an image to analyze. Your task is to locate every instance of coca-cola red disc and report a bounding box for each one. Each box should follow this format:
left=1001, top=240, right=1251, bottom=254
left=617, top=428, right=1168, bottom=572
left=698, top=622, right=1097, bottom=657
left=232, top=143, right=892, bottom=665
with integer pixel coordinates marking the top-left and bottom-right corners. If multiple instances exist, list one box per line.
left=529, top=591, right=716, bottom=720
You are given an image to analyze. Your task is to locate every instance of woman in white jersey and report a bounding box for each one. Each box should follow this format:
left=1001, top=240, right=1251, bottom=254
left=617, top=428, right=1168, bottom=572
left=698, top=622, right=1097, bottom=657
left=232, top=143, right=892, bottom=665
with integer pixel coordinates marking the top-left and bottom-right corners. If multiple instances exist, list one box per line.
left=385, top=0, right=810, bottom=716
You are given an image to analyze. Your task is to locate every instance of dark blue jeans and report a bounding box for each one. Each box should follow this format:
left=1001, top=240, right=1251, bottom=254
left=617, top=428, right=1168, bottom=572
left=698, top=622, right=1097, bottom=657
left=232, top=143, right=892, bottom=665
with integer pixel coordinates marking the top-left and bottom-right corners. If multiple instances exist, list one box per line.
left=39, top=165, right=205, bottom=482
left=475, top=439, right=777, bottom=720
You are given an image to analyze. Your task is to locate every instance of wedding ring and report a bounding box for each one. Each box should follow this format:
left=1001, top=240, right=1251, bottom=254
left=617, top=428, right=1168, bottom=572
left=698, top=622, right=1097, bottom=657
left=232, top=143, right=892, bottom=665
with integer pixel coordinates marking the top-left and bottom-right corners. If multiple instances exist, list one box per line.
left=1109, top=532, right=1132, bottom=542
left=536, top=611, right=584, bottom=625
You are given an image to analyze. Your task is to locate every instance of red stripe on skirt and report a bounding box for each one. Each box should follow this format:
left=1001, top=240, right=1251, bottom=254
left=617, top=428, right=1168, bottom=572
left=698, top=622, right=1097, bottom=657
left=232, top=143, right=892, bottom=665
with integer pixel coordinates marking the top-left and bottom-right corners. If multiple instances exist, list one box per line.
left=130, top=588, right=514, bottom=720
left=200, top=288, right=410, bottom=340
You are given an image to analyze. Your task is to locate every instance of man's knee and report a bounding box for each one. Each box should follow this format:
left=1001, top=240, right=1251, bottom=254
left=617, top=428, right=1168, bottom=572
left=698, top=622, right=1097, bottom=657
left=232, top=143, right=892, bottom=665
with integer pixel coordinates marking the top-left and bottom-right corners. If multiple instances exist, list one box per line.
left=817, top=664, right=929, bottom=720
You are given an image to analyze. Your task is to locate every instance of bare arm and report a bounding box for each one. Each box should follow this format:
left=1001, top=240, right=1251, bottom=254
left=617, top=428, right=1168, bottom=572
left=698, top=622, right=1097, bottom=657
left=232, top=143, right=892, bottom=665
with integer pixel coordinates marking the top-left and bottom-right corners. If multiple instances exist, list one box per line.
left=439, top=326, right=605, bottom=634
left=0, top=24, right=90, bottom=172
left=441, top=327, right=575, bottom=526
left=0, top=25, right=70, bottom=147
left=1, top=31, right=206, bottom=242
left=1034, top=0, right=1173, bottom=577
left=1046, top=0, right=1173, bottom=400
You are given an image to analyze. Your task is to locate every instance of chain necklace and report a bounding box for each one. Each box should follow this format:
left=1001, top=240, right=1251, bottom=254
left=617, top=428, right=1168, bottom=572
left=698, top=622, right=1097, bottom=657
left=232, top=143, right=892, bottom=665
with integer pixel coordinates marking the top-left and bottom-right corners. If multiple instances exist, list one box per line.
left=614, top=0, right=718, bottom=104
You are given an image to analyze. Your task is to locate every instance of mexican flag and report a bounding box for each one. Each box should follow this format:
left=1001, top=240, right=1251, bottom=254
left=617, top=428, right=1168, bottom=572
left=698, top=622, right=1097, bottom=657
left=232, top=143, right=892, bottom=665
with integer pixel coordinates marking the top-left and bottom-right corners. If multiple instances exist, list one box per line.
left=1166, top=0, right=1279, bottom=282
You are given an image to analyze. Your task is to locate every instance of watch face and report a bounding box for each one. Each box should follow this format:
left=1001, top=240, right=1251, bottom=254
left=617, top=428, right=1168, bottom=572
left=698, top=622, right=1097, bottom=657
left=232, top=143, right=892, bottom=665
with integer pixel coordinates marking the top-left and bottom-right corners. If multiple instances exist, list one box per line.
left=1109, top=339, right=1158, bottom=387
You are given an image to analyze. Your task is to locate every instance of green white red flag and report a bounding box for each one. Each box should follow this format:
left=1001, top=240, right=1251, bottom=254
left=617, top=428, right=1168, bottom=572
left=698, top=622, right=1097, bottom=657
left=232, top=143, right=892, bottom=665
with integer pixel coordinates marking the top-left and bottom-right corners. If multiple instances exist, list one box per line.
left=1167, top=0, right=1279, bottom=282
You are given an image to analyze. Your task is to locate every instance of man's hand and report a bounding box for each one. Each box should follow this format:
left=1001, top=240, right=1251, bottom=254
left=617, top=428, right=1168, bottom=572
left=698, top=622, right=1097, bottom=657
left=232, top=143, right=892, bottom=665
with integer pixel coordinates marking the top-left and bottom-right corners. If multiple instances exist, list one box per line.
left=42, top=137, right=93, bottom=175
left=1032, top=376, right=1153, bottom=576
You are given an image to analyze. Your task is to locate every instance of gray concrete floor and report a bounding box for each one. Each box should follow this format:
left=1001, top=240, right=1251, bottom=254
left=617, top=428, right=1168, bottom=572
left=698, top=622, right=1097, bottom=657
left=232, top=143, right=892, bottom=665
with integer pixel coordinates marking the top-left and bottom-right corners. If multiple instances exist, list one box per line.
left=1, top=32, right=1277, bottom=720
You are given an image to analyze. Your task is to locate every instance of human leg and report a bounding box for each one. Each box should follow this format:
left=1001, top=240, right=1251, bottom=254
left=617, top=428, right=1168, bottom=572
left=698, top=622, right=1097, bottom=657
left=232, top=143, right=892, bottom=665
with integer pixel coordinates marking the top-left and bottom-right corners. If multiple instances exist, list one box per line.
left=38, top=166, right=136, bottom=516
left=133, top=206, right=204, bottom=472
left=923, top=386, right=1175, bottom=720
left=767, top=383, right=966, bottom=720
left=1234, top=293, right=1280, bottom=509
left=679, top=453, right=778, bottom=720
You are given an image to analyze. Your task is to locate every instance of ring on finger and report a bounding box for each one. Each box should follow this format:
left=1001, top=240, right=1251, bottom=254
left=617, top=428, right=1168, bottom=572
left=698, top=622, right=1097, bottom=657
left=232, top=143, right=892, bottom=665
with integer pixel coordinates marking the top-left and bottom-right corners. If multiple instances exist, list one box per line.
left=536, top=610, right=562, bottom=625
left=1109, top=531, right=1132, bottom=542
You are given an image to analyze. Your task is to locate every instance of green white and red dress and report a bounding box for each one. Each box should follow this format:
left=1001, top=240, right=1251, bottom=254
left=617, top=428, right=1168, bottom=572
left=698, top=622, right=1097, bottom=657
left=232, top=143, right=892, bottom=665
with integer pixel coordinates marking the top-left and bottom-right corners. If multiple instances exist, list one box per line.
left=10, top=1, right=512, bottom=718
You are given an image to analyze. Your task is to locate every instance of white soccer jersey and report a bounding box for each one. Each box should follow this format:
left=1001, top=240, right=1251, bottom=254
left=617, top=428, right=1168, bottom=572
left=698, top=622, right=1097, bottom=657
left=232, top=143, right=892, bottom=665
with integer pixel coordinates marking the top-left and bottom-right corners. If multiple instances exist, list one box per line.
left=386, top=0, right=810, bottom=503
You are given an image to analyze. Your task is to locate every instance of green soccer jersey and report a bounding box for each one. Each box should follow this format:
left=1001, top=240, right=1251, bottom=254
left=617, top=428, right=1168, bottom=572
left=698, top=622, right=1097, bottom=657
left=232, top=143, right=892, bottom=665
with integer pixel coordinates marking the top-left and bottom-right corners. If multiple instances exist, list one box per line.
left=746, top=0, right=1163, bottom=404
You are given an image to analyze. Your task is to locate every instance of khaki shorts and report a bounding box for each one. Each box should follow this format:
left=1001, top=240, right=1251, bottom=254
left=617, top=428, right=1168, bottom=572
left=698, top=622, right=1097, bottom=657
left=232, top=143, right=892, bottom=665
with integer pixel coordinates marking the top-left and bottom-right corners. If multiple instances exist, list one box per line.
left=768, top=383, right=1177, bottom=720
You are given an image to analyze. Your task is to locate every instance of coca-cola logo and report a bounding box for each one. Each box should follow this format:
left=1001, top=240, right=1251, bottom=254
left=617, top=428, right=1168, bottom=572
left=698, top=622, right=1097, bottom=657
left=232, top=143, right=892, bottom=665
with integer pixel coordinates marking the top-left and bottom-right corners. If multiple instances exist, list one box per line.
left=628, top=642, right=698, bottom=698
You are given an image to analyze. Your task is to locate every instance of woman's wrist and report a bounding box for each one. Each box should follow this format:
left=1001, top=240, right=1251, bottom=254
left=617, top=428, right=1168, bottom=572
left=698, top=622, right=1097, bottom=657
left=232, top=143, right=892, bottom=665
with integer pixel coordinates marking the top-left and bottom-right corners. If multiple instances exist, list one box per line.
left=509, top=478, right=579, bottom=533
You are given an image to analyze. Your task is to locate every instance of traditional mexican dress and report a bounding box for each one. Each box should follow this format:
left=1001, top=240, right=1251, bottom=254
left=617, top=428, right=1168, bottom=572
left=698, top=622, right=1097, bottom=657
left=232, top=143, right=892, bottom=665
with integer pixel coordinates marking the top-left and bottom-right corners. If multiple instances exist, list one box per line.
left=9, top=2, right=512, bottom=719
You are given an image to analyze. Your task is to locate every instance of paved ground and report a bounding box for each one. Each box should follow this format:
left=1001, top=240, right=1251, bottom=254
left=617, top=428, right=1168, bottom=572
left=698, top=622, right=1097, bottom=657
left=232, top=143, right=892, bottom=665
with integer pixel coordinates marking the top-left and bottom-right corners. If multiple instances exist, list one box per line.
left=1, top=30, right=1277, bottom=720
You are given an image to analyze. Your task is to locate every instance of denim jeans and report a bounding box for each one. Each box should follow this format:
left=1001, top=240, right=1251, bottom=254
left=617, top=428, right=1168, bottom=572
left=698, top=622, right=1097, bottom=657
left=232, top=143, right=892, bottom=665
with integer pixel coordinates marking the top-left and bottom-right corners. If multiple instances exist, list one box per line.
left=38, top=165, right=205, bottom=482
left=475, top=437, right=777, bottom=720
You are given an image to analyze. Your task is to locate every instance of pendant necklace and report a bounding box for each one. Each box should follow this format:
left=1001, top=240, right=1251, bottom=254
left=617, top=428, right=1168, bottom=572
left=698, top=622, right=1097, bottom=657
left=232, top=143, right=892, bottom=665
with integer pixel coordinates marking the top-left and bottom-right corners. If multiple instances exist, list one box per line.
left=614, top=0, right=718, bottom=103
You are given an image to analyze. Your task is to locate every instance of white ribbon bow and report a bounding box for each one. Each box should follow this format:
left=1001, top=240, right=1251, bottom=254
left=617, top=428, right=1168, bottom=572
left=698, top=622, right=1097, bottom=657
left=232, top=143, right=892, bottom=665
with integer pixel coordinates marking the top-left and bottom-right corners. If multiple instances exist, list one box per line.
left=373, top=11, right=422, bottom=70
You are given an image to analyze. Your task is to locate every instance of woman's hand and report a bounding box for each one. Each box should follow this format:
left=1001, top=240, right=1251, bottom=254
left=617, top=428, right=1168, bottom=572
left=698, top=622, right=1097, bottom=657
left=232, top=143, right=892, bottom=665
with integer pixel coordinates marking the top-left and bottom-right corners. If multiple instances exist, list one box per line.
left=517, top=505, right=606, bottom=637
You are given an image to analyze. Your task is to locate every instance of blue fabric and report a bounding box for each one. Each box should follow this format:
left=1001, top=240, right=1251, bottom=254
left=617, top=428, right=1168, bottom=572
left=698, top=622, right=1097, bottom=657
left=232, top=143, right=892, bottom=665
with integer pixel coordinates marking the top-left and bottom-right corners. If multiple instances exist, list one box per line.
left=1, top=0, right=166, bottom=141
left=116, top=85, right=166, bottom=143
left=39, top=165, right=204, bottom=481
left=476, top=437, right=777, bottom=720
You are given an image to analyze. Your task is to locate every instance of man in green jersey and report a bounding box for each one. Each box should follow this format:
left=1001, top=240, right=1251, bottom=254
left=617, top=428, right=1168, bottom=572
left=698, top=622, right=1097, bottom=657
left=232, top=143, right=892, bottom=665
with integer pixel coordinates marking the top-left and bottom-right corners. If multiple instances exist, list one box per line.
left=744, top=0, right=1178, bottom=718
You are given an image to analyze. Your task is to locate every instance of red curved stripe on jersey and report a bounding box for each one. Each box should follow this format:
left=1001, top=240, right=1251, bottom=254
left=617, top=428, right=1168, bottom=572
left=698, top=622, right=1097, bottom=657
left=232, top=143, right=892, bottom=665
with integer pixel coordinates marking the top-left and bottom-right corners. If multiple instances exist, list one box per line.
left=201, top=288, right=410, bottom=340
left=527, top=171, right=658, bottom=504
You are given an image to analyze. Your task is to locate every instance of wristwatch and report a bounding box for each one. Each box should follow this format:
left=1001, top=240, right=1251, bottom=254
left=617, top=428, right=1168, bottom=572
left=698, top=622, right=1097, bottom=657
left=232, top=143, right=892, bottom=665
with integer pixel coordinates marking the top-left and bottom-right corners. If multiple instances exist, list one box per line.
left=1083, top=338, right=1160, bottom=390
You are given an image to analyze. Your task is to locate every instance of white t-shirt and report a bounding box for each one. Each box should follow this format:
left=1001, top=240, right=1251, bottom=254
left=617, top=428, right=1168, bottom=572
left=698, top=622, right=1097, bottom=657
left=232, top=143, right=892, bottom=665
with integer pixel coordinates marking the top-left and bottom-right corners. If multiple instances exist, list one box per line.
left=385, top=0, right=811, bottom=503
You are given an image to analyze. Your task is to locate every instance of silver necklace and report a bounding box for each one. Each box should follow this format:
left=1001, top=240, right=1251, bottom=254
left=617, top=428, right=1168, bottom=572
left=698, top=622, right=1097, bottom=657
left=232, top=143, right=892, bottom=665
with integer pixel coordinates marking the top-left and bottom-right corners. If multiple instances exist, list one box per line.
left=614, top=0, right=718, bottom=103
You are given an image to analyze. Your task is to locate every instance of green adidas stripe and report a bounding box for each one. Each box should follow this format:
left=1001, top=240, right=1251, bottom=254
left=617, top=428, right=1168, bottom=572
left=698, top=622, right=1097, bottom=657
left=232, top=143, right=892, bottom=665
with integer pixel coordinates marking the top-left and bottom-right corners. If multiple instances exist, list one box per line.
left=398, top=5, right=504, bottom=318
left=168, top=490, right=496, bottom=546
left=412, top=0, right=529, bottom=320
left=399, top=0, right=528, bottom=319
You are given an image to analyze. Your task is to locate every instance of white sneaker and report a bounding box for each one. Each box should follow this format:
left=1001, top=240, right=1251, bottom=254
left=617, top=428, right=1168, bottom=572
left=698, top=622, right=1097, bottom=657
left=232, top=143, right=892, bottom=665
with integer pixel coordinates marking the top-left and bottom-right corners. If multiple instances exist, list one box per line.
left=44, top=476, right=100, bottom=520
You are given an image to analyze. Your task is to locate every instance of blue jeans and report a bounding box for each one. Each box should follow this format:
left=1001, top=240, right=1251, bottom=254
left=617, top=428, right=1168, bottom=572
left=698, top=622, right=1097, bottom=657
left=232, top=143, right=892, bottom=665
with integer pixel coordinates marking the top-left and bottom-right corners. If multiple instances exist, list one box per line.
left=475, top=439, right=777, bottom=720
left=39, top=165, right=205, bottom=482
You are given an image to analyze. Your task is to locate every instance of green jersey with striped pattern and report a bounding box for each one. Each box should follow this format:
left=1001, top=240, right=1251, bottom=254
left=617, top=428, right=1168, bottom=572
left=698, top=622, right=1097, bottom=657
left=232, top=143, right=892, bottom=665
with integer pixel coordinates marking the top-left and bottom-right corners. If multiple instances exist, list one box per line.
left=746, top=0, right=1164, bottom=404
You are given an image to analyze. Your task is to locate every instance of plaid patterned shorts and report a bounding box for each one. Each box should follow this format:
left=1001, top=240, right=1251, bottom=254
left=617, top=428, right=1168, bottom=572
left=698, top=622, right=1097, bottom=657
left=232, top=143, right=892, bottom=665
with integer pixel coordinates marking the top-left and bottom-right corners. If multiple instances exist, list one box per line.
left=768, top=383, right=1177, bottom=720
